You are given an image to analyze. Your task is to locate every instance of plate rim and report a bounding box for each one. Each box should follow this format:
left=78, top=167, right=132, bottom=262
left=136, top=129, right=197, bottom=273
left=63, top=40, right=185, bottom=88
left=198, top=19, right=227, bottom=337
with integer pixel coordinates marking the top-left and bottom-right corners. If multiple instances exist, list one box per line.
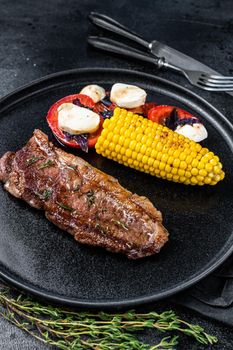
left=0, top=67, right=233, bottom=309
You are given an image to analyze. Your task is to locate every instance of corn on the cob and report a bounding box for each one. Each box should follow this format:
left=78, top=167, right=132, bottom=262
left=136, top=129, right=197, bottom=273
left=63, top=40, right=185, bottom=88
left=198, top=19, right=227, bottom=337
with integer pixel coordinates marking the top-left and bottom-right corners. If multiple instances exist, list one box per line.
left=95, top=108, right=225, bottom=186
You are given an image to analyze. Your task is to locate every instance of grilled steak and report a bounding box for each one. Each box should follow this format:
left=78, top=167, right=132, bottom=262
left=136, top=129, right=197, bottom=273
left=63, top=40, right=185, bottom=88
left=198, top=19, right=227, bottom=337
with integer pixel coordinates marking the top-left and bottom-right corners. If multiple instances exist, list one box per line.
left=0, top=129, right=168, bottom=259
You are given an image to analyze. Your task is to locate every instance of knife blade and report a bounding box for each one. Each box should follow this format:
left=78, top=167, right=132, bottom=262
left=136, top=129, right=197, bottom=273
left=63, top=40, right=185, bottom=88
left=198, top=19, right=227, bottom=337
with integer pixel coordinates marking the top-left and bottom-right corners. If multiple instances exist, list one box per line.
left=150, top=40, right=233, bottom=97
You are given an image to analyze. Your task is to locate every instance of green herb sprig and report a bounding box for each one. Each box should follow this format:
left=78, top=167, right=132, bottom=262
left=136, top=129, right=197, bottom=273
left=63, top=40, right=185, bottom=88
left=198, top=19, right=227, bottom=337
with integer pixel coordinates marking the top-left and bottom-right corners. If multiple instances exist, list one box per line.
left=56, top=202, right=74, bottom=212
left=0, top=284, right=217, bottom=349
left=36, top=189, right=53, bottom=201
left=38, top=160, right=55, bottom=169
left=111, top=219, right=129, bottom=230
left=86, top=190, right=95, bottom=208
left=26, top=156, right=43, bottom=167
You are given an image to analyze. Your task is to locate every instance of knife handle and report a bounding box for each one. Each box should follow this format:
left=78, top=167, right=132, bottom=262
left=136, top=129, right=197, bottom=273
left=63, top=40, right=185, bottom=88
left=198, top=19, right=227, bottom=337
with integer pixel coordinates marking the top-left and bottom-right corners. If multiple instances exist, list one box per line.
left=89, top=12, right=150, bottom=49
left=87, top=36, right=164, bottom=68
left=88, top=36, right=164, bottom=68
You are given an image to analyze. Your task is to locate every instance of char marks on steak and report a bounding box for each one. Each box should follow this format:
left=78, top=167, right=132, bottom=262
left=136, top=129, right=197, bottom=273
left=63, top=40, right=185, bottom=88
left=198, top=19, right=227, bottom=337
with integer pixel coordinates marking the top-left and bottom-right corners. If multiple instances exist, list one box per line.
left=0, top=130, right=169, bottom=259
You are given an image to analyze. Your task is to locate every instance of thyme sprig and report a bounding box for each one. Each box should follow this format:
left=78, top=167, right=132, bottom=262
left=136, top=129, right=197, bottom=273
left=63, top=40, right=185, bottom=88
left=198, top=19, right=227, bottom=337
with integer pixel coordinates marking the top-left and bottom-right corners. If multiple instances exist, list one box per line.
left=0, top=284, right=217, bottom=349
left=86, top=190, right=95, bottom=208
left=111, top=219, right=129, bottom=230
left=38, top=160, right=55, bottom=169
left=35, top=189, right=53, bottom=201
left=26, top=156, right=43, bottom=167
left=56, top=202, right=74, bottom=212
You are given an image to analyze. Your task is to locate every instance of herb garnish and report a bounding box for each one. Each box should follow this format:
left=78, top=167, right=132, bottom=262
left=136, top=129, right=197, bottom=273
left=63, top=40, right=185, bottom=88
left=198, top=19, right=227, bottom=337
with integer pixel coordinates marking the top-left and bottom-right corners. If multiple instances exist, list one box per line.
left=26, top=156, right=42, bottom=167
left=0, top=283, right=218, bottom=349
left=68, top=165, right=77, bottom=171
left=56, top=202, right=74, bottom=212
left=38, top=160, right=55, bottom=169
left=73, top=185, right=80, bottom=192
left=95, top=223, right=107, bottom=235
left=86, top=190, right=95, bottom=208
left=36, top=189, right=53, bottom=201
left=111, top=219, right=129, bottom=230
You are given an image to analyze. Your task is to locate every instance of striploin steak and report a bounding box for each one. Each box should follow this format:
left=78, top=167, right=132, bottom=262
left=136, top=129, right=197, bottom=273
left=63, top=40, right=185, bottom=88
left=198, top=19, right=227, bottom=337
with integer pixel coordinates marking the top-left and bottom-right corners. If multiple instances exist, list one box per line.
left=0, top=129, right=169, bottom=259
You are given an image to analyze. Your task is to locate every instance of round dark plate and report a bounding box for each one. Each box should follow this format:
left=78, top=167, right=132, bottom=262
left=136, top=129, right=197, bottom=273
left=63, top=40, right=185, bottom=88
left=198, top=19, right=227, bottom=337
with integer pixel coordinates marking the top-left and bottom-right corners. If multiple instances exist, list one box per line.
left=0, top=68, right=233, bottom=309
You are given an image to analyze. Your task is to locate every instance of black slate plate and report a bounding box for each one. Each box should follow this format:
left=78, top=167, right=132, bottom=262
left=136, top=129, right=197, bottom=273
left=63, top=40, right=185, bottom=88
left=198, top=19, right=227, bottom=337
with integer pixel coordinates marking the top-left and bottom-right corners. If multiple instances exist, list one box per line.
left=0, top=68, right=233, bottom=309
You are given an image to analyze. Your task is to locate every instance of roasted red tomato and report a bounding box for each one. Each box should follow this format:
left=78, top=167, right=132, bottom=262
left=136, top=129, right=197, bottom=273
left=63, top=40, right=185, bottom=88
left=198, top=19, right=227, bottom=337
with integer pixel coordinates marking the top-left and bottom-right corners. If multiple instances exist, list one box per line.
left=46, top=94, right=104, bottom=151
left=148, top=105, right=198, bottom=129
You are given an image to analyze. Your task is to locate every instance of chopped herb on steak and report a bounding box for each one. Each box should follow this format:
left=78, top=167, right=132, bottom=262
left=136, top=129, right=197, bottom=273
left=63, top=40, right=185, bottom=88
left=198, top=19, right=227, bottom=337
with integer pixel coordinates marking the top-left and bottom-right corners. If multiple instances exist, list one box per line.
left=26, top=156, right=43, bottom=167
left=39, top=160, right=55, bottom=169
left=86, top=190, right=95, bottom=208
left=111, top=219, right=129, bottom=230
left=56, top=202, right=74, bottom=212
left=36, top=189, right=53, bottom=201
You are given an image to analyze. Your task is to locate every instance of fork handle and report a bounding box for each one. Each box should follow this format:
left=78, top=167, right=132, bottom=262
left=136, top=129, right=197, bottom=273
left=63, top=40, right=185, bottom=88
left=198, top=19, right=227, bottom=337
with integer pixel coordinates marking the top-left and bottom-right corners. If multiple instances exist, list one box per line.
left=88, top=36, right=165, bottom=68
left=88, top=12, right=150, bottom=49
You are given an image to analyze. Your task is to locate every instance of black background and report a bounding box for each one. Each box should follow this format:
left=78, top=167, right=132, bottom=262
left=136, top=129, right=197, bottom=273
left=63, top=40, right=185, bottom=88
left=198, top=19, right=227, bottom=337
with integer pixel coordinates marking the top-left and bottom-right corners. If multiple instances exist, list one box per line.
left=0, top=0, right=233, bottom=349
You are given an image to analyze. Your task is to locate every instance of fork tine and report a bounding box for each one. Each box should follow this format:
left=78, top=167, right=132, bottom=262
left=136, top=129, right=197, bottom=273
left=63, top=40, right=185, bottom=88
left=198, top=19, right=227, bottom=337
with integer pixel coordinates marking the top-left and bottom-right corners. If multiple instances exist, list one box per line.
left=202, top=73, right=233, bottom=80
left=198, top=80, right=233, bottom=88
left=196, top=83, right=233, bottom=91
left=200, top=76, right=233, bottom=84
left=201, top=79, right=233, bottom=84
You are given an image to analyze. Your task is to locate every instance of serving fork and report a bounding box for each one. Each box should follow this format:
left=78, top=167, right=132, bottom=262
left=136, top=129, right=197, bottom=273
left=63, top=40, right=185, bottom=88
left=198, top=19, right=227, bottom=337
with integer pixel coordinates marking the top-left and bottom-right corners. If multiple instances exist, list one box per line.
left=88, top=12, right=233, bottom=92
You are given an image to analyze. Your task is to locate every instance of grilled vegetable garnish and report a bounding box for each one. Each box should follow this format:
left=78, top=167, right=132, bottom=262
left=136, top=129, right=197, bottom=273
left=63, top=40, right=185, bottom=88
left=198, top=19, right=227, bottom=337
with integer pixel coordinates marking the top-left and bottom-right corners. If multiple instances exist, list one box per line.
left=148, top=106, right=208, bottom=142
left=95, top=108, right=225, bottom=186
left=46, top=94, right=104, bottom=151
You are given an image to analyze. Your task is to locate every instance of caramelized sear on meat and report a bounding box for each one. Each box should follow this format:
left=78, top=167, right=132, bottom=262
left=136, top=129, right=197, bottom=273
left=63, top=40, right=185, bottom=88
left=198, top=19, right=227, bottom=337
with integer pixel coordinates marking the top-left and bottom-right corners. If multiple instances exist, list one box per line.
left=0, top=129, right=169, bottom=259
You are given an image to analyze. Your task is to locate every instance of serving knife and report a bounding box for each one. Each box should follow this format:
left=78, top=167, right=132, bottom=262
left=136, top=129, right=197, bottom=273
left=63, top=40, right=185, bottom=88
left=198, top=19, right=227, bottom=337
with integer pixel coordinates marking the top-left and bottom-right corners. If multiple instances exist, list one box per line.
left=89, top=12, right=233, bottom=96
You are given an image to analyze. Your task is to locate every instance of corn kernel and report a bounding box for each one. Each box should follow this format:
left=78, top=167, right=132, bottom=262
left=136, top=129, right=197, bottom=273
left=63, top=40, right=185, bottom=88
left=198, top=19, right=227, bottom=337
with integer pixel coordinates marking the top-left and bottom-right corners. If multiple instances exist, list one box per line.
left=142, top=155, right=148, bottom=164
left=137, top=153, right=143, bottom=162
left=165, top=164, right=172, bottom=173
left=148, top=157, right=154, bottom=166
left=199, top=169, right=207, bottom=177
left=177, top=169, right=184, bottom=177
left=125, top=149, right=132, bottom=158
left=123, top=139, right=130, bottom=148
left=191, top=168, right=198, bottom=176
left=161, top=154, right=169, bottom=163
left=173, top=159, right=180, bottom=168
left=134, top=142, right=142, bottom=153
left=120, top=147, right=126, bottom=155
left=180, top=161, right=187, bottom=169
left=171, top=167, right=178, bottom=175
left=145, top=147, right=152, bottom=156
left=140, top=144, right=147, bottom=154
left=160, top=170, right=166, bottom=178
left=205, top=163, right=213, bottom=172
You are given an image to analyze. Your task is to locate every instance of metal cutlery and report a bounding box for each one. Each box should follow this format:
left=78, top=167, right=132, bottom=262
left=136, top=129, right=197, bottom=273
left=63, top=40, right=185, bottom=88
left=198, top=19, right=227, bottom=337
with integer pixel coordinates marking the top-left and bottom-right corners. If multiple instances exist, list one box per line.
left=89, top=12, right=233, bottom=93
left=88, top=36, right=233, bottom=92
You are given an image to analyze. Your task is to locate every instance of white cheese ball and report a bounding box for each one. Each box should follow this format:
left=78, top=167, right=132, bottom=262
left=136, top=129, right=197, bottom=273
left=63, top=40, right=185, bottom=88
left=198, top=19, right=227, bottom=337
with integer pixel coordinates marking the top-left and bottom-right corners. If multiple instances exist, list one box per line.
left=110, top=83, right=147, bottom=108
left=58, top=103, right=100, bottom=135
left=80, top=85, right=106, bottom=103
left=175, top=123, right=208, bottom=142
